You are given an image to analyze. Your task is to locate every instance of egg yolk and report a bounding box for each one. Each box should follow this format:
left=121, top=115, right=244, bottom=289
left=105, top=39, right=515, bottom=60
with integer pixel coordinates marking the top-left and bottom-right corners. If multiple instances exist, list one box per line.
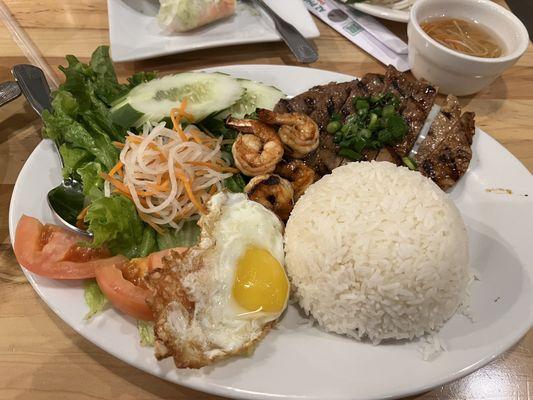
left=232, top=246, right=289, bottom=313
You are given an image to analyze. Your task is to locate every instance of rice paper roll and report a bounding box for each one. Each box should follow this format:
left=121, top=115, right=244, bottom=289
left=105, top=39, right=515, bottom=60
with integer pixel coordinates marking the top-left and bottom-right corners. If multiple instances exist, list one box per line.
left=158, top=0, right=236, bottom=32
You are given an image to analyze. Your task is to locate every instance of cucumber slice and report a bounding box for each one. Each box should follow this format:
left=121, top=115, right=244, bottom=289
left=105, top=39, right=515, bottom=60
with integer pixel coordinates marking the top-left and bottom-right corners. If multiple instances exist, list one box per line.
left=216, top=79, right=286, bottom=119
left=110, top=72, right=244, bottom=128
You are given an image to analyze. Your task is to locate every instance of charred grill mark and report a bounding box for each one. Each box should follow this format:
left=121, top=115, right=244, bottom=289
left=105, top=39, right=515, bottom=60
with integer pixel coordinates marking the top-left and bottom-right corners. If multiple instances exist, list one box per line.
left=327, top=97, right=334, bottom=115
left=264, top=175, right=281, bottom=185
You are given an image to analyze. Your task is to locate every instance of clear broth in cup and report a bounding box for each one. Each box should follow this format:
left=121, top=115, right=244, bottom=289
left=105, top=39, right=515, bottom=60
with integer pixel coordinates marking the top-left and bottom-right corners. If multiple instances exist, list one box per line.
left=421, top=18, right=503, bottom=58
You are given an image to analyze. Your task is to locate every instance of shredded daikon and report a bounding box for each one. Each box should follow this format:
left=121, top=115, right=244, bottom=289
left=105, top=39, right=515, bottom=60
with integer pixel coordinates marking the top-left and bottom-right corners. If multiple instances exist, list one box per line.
left=101, top=119, right=237, bottom=230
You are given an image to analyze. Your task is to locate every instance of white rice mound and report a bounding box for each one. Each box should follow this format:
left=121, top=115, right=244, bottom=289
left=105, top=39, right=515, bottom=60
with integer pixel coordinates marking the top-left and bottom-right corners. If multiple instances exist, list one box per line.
left=284, top=161, right=470, bottom=343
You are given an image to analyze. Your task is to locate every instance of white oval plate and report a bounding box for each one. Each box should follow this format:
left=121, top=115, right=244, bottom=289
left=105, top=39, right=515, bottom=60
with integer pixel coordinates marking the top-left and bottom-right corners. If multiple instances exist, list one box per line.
left=9, top=65, right=533, bottom=400
left=349, top=3, right=410, bottom=23
left=107, top=0, right=319, bottom=62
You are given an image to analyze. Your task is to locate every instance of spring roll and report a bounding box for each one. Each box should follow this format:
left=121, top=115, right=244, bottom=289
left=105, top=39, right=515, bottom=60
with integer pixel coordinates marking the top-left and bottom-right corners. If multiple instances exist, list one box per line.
left=158, top=0, right=236, bottom=32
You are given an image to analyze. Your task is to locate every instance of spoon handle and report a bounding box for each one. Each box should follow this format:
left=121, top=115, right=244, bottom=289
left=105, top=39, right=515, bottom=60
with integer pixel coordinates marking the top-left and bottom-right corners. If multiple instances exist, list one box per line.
left=12, top=64, right=52, bottom=117
left=0, top=81, right=21, bottom=107
left=254, top=0, right=318, bottom=64
left=11, top=64, right=65, bottom=166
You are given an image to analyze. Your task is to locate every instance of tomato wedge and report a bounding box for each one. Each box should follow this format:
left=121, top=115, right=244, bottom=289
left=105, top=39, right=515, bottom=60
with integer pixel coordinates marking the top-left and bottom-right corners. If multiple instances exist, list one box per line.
left=95, top=247, right=187, bottom=321
left=13, top=215, right=127, bottom=279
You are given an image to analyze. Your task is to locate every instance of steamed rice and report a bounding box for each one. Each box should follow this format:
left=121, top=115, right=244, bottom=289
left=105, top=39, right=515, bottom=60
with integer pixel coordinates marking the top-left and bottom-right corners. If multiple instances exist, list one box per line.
left=284, top=161, right=470, bottom=343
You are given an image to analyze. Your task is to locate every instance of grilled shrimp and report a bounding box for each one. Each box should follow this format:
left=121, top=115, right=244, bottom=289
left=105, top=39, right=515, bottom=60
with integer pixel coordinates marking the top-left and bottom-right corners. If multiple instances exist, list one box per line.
left=257, top=109, right=319, bottom=158
left=226, top=117, right=284, bottom=176
left=245, top=174, right=294, bottom=221
left=275, top=160, right=315, bottom=201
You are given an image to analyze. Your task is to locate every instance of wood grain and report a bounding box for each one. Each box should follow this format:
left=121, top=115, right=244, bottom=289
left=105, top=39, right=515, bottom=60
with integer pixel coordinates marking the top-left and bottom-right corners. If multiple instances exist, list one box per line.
left=0, top=1, right=531, bottom=399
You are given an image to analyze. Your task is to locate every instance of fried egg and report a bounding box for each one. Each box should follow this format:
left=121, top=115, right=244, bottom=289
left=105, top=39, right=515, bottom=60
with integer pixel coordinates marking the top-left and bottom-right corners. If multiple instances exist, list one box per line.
left=146, top=192, right=289, bottom=368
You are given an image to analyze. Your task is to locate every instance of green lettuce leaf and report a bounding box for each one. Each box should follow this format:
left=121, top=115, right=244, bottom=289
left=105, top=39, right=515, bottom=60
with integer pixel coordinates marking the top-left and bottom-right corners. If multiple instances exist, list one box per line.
left=139, top=227, right=157, bottom=258
left=43, top=112, right=117, bottom=170
left=52, top=90, right=79, bottom=119
left=157, top=219, right=201, bottom=250
left=127, top=71, right=157, bottom=89
left=84, top=194, right=145, bottom=258
left=84, top=279, right=107, bottom=320
left=90, top=46, right=129, bottom=106
left=137, top=320, right=155, bottom=347
left=224, top=173, right=247, bottom=193
left=77, top=161, right=103, bottom=200
left=59, top=144, right=93, bottom=178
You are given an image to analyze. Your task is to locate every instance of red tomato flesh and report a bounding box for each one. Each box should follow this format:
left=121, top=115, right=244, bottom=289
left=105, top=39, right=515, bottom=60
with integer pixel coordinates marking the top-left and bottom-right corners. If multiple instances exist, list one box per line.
left=96, top=247, right=187, bottom=321
left=13, top=215, right=127, bottom=279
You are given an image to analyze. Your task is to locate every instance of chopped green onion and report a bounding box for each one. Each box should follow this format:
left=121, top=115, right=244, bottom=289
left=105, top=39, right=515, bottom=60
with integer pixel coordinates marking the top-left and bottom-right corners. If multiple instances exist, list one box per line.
left=402, top=156, right=418, bottom=171
left=334, top=93, right=407, bottom=161
left=382, top=104, right=395, bottom=118
left=326, top=120, right=341, bottom=134
left=330, top=112, right=342, bottom=122
left=355, top=99, right=369, bottom=111
left=360, top=128, right=371, bottom=139
left=338, top=148, right=361, bottom=160
left=368, top=113, right=378, bottom=130
left=370, top=94, right=382, bottom=104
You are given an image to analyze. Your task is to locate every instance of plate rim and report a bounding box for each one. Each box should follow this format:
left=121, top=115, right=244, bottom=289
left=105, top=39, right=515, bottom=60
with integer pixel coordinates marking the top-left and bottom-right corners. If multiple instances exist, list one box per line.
left=8, top=64, right=533, bottom=400
left=107, top=0, right=320, bottom=63
left=349, top=3, right=410, bottom=23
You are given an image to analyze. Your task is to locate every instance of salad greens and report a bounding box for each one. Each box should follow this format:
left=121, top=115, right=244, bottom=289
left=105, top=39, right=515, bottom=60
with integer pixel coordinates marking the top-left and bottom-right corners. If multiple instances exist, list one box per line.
left=84, top=279, right=108, bottom=320
left=157, top=220, right=201, bottom=250
left=84, top=195, right=156, bottom=259
left=46, top=45, right=280, bottom=262
left=137, top=320, right=155, bottom=347
left=45, top=46, right=202, bottom=259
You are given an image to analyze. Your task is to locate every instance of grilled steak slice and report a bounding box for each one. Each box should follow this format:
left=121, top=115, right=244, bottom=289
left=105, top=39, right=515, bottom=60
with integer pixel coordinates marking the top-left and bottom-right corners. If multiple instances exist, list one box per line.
left=361, top=66, right=438, bottom=157
left=273, top=66, right=438, bottom=176
left=361, top=72, right=386, bottom=94
left=415, top=95, right=476, bottom=190
left=275, top=81, right=357, bottom=129
left=304, top=132, right=345, bottom=176
left=274, top=81, right=358, bottom=174
left=340, top=80, right=369, bottom=117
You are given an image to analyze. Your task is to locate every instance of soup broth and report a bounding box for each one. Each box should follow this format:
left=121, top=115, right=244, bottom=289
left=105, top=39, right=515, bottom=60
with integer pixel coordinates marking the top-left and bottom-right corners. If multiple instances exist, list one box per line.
left=421, top=18, right=503, bottom=58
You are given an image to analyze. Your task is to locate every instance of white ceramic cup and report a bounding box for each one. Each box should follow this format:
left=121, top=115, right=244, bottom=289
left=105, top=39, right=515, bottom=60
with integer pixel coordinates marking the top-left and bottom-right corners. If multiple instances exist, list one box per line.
left=408, top=0, right=529, bottom=96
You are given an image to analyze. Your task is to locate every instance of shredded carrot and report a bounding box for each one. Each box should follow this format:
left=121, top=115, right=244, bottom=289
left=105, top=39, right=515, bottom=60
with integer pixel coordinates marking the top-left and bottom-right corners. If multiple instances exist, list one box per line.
left=111, top=188, right=148, bottom=208
left=189, top=129, right=203, bottom=144
left=108, top=161, right=123, bottom=177
left=100, top=172, right=130, bottom=196
left=107, top=118, right=234, bottom=230
left=139, top=212, right=165, bottom=234
left=179, top=97, right=195, bottom=122
left=186, top=160, right=239, bottom=173
left=174, top=123, right=188, bottom=142
left=149, top=178, right=170, bottom=192
left=175, top=169, right=206, bottom=214
left=77, top=205, right=90, bottom=221
left=112, top=141, right=125, bottom=149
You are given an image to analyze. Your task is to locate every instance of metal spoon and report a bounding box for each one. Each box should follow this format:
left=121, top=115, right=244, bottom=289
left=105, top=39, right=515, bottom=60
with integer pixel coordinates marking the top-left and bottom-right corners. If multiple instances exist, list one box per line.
left=12, top=64, right=92, bottom=237
left=253, top=0, right=319, bottom=64
left=0, top=81, right=21, bottom=107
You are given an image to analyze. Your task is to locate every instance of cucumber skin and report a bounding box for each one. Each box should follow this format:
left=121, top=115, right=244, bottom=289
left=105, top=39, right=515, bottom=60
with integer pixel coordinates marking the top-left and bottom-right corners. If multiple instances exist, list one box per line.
left=216, top=79, right=286, bottom=120
left=111, top=103, right=144, bottom=129
left=110, top=72, right=244, bottom=128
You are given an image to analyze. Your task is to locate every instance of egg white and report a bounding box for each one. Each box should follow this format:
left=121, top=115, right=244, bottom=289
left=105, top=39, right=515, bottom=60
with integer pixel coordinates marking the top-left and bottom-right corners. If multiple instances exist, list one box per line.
left=177, top=192, right=288, bottom=355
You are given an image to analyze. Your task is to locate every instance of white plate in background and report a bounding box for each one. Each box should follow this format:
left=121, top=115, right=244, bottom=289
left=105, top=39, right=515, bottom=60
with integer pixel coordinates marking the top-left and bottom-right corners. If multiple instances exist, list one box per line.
left=107, top=0, right=320, bottom=62
left=349, top=2, right=410, bottom=23
left=9, top=65, right=533, bottom=399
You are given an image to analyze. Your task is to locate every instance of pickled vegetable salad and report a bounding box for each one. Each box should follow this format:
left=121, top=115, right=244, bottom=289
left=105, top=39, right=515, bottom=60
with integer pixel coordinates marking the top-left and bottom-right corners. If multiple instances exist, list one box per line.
left=42, top=45, right=285, bottom=259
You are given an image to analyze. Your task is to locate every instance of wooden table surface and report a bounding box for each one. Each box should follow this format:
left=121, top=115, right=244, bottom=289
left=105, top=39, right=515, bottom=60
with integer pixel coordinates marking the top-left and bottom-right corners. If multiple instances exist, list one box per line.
left=0, top=1, right=531, bottom=399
